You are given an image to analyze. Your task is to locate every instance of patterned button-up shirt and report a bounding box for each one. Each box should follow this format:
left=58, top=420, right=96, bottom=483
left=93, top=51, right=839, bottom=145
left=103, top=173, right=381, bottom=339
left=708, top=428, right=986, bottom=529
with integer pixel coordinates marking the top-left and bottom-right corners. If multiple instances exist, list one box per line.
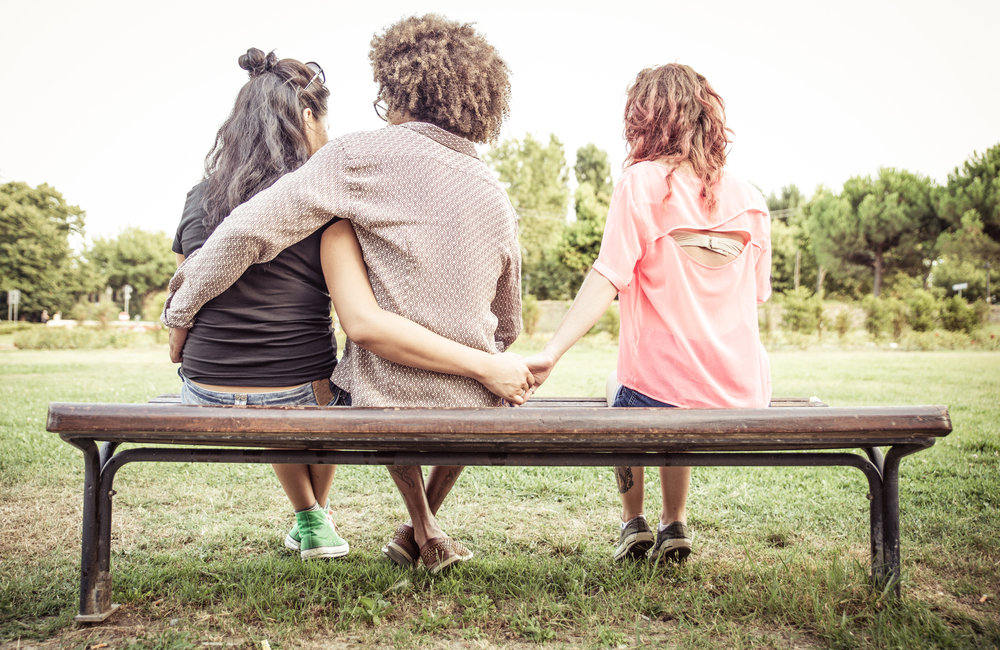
left=163, top=122, right=521, bottom=407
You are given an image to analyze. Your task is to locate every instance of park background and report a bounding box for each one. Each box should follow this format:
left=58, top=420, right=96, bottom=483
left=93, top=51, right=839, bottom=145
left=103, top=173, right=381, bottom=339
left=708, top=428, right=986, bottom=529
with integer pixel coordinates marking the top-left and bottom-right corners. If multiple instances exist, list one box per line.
left=2, top=0, right=999, bottom=648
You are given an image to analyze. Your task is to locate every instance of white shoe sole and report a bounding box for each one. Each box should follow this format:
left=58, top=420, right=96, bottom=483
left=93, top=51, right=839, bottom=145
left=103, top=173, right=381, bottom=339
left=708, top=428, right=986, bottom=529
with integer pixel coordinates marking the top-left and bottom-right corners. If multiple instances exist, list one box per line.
left=301, top=542, right=349, bottom=560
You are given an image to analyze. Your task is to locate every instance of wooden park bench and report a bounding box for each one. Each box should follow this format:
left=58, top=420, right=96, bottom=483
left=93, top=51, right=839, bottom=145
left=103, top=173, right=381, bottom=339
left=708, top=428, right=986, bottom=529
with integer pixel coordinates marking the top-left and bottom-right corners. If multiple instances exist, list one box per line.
left=47, top=396, right=952, bottom=623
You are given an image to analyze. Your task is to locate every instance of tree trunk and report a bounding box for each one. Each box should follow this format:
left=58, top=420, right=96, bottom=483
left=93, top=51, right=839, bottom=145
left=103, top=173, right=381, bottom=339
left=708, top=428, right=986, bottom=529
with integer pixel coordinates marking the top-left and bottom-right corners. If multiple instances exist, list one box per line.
left=873, top=247, right=884, bottom=297
left=816, top=265, right=826, bottom=298
left=794, top=249, right=801, bottom=290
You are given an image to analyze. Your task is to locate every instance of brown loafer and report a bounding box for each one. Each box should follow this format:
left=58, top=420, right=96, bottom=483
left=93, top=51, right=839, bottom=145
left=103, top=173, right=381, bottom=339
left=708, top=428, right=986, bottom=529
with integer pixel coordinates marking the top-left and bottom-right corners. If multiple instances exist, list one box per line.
left=382, top=523, right=419, bottom=569
left=419, top=536, right=474, bottom=575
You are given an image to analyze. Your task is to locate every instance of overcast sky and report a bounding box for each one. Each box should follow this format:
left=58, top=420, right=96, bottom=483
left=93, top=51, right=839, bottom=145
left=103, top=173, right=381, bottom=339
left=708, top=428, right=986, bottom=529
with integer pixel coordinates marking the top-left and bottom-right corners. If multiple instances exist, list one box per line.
left=1, top=0, right=998, bottom=240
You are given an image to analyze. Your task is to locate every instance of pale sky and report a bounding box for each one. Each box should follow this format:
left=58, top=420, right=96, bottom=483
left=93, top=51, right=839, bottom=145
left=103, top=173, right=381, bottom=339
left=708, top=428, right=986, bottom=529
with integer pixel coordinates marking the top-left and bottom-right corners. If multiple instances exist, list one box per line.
left=1, top=0, right=998, bottom=240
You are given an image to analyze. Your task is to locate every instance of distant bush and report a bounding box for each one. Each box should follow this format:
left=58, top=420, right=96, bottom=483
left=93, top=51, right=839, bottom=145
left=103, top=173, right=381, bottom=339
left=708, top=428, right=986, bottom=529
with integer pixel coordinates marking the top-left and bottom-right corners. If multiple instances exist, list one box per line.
left=781, top=287, right=824, bottom=334
left=906, top=289, right=939, bottom=332
left=833, top=308, right=852, bottom=339
left=862, top=296, right=892, bottom=339
left=13, top=327, right=150, bottom=350
left=0, top=322, right=36, bottom=335
left=940, top=296, right=981, bottom=334
left=521, top=294, right=541, bottom=336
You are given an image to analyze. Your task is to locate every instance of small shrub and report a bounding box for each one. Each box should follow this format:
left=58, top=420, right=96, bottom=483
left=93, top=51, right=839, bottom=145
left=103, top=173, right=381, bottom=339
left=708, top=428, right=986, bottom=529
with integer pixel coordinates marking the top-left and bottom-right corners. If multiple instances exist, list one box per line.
left=13, top=326, right=147, bottom=350
left=781, top=287, right=823, bottom=334
left=886, top=296, right=908, bottom=341
left=907, top=289, right=939, bottom=332
left=758, top=301, right=779, bottom=342
left=940, top=296, right=980, bottom=334
left=521, top=294, right=541, bottom=336
left=834, top=308, right=852, bottom=339
left=0, top=322, right=36, bottom=335
left=861, top=296, right=892, bottom=339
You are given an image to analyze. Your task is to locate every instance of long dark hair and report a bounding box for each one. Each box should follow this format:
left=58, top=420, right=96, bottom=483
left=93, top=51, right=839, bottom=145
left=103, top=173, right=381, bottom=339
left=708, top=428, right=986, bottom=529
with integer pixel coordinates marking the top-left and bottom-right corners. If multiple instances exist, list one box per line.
left=201, top=48, right=330, bottom=231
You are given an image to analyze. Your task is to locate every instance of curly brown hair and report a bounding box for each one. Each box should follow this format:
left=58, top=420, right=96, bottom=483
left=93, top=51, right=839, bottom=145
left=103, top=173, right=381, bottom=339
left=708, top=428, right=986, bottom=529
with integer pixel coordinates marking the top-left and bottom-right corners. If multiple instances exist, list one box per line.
left=369, top=14, right=511, bottom=144
left=623, top=64, right=732, bottom=215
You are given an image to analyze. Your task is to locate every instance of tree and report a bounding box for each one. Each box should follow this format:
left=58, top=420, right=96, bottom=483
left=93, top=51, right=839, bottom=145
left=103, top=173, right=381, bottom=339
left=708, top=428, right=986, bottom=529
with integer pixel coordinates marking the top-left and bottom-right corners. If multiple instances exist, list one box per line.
left=85, top=227, right=175, bottom=318
left=934, top=143, right=1000, bottom=267
left=0, top=181, right=87, bottom=319
left=806, top=169, right=939, bottom=297
left=765, top=184, right=820, bottom=294
left=484, top=134, right=570, bottom=298
left=562, top=144, right=613, bottom=275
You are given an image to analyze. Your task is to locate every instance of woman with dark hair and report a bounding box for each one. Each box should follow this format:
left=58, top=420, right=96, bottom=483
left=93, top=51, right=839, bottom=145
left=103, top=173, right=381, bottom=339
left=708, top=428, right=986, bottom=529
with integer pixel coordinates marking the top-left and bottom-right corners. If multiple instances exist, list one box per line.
left=163, top=16, right=526, bottom=573
left=525, top=63, right=772, bottom=564
left=171, top=47, right=533, bottom=564
left=172, top=48, right=346, bottom=561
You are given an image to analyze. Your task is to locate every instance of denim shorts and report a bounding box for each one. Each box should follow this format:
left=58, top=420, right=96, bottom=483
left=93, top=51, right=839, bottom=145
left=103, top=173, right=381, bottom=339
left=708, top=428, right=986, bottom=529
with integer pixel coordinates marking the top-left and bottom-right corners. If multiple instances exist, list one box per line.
left=613, top=385, right=677, bottom=409
left=179, top=370, right=350, bottom=407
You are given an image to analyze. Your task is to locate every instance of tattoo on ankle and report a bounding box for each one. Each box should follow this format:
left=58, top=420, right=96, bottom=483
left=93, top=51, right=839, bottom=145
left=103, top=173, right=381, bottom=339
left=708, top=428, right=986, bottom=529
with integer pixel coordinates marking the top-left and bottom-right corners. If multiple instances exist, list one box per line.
left=389, top=465, right=416, bottom=490
left=615, top=466, right=634, bottom=494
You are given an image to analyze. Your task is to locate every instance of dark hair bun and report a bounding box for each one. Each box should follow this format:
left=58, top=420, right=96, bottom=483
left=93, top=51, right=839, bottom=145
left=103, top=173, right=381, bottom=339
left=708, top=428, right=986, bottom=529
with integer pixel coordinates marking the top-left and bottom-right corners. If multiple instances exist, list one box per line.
left=239, top=48, right=278, bottom=78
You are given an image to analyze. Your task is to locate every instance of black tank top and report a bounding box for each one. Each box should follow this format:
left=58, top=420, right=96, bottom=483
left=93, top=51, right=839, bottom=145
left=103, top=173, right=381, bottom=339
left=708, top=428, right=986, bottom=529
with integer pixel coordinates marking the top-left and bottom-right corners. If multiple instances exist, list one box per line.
left=171, top=180, right=338, bottom=386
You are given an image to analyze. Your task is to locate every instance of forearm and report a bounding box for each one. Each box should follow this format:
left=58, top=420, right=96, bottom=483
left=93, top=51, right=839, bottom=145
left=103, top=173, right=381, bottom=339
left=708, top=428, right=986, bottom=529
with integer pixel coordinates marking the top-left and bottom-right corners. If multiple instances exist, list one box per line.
left=346, top=309, right=497, bottom=384
left=540, top=268, right=619, bottom=363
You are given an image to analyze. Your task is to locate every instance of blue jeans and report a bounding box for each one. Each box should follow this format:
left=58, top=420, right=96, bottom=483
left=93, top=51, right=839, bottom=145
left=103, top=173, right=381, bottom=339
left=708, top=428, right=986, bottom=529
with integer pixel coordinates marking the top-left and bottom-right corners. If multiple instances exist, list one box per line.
left=613, top=385, right=677, bottom=409
left=179, top=371, right=351, bottom=406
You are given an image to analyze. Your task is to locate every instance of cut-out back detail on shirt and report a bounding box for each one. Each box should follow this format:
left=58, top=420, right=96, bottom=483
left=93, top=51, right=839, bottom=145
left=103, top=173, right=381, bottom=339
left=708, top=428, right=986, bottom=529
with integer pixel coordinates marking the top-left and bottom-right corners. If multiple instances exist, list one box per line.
left=670, top=232, right=744, bottom=257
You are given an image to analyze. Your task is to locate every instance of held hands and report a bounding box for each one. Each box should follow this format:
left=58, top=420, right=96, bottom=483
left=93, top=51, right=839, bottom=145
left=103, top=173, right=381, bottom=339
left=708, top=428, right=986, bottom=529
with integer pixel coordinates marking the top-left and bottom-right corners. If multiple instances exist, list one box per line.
left=168, top=327, right=189, bottom=363
left=522, top=350, right=557, bottom=393
left=479, top=352, right=535, bottom=405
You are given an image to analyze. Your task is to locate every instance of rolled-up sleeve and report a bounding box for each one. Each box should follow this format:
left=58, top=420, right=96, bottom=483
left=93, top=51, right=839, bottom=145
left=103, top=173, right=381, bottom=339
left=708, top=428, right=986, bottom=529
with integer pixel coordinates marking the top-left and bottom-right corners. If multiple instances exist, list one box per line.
left=592, top=177, right=644, bottom=293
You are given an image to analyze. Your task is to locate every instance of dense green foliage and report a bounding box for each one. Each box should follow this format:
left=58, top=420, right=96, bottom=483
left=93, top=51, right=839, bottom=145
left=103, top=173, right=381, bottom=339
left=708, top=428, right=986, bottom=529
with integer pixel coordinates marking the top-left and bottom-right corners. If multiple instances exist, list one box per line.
left=0, top=180, right=174, bottom=322
left=0, top=181, right=87, bottom=318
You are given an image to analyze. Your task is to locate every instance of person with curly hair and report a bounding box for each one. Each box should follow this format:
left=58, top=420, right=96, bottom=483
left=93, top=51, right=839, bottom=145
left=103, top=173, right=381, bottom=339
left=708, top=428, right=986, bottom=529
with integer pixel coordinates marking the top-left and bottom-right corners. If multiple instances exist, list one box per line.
left=525, top=63, right=773, bottom=564
left=163, top=15, right=523, bottom=573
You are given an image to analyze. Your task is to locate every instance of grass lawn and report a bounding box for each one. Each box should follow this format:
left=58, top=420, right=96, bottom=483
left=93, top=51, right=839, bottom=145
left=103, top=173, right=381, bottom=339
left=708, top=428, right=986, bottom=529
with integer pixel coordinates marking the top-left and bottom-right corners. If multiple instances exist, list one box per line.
left=0, top=342, right=998, bottom=649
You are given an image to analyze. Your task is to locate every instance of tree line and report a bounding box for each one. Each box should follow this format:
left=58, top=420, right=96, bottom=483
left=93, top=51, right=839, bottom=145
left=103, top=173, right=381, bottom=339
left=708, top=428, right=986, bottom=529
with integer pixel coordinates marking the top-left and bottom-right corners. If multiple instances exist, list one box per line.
left=2, top=141, right=996, bottom=323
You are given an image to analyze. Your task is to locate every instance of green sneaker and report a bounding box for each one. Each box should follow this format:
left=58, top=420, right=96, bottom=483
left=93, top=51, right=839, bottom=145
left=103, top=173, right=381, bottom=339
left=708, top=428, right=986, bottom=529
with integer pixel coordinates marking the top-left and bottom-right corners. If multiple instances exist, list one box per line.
left=650, top=521, right=691, bottom=563
left=285, top=506, right=334, bottom=552
left=296, top=509, right=349, bottom=560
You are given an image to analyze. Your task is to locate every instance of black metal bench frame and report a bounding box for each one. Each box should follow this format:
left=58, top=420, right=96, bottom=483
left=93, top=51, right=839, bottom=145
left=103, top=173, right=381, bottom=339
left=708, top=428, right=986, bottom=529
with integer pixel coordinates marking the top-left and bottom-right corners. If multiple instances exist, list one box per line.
left=46, top=397, right=952, bottom=622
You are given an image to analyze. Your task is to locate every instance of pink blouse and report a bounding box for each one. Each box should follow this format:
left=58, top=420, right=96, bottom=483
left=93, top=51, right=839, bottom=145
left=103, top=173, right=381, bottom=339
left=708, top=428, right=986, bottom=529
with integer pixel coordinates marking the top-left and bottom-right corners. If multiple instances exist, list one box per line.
left=592, top=162, right=772, bottom=408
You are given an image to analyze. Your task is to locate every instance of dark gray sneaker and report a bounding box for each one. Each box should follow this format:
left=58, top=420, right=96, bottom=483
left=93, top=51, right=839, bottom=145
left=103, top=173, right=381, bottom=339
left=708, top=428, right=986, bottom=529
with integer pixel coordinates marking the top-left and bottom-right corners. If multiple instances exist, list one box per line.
left=614, top=516, right=655, bottom=561
left=650, top=521, right=691, bottom=563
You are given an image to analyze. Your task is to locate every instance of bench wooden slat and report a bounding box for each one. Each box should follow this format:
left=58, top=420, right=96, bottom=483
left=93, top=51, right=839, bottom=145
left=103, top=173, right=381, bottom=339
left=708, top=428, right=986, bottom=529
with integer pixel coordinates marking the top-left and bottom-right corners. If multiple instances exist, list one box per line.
left=48, top=402, right=950, bottom=453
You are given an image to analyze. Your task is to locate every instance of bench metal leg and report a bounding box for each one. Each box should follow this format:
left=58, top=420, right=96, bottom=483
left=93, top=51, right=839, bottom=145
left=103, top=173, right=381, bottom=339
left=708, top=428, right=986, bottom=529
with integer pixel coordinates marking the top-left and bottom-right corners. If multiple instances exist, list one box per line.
left=881, top=444, right=929, bottom=597
left=68, top=439, right=120, bottom=622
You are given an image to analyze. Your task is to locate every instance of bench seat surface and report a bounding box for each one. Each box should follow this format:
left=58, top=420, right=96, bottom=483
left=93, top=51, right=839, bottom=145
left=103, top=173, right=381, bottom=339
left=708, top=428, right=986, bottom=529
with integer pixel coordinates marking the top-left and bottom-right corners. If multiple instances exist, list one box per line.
left=47, top=400, right=951, bottom=454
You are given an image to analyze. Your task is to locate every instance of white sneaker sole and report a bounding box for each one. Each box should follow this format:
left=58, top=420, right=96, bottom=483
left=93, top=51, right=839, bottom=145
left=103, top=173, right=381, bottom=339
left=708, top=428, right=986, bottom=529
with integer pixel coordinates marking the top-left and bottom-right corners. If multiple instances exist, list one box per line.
left=301, top=542, right=350, bottom=560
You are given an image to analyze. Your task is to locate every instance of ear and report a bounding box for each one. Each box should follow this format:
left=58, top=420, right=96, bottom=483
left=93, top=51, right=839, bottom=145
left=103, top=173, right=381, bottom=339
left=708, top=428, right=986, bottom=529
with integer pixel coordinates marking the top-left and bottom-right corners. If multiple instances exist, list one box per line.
left=302, top=108, right=314, bottom=124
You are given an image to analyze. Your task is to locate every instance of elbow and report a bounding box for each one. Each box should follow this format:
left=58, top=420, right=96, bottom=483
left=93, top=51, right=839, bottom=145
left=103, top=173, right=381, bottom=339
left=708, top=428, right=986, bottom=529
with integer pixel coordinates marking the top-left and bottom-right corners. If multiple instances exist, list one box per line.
left=338, top=313, right=380, bottom=350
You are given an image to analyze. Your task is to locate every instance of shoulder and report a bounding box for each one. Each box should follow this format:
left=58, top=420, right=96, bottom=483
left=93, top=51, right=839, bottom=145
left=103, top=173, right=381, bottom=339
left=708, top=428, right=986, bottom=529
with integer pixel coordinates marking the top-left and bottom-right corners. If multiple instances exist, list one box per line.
left=716, top=173, right=768, bottom=213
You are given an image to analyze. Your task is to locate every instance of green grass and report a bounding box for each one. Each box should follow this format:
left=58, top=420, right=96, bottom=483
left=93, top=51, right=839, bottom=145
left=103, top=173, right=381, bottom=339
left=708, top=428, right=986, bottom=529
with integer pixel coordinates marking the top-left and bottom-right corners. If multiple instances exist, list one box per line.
left=1, top=344, right=998, bottom=648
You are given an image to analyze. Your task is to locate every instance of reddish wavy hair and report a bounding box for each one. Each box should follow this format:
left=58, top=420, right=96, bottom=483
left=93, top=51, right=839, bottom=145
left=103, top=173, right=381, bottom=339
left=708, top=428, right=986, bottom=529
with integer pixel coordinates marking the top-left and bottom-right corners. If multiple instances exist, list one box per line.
left=623, top=64, right=732, bottom=215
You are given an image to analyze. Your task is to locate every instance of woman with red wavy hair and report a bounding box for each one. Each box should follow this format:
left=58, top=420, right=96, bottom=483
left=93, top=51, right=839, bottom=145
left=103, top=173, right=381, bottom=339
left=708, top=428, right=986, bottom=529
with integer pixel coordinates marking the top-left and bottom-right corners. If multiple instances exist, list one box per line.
left=526, top=63, right=772, bottom=564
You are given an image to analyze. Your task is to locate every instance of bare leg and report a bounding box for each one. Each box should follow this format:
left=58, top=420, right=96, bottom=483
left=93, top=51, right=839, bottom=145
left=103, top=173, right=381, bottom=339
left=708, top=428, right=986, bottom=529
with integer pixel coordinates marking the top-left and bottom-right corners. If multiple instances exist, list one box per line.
left=387, top=465, right=443, bottom=547
left=272, top=464, right=317, bottom=511
left=424, top=466, right=464, bottom=515
left=659, top=466, right=691, bottom=525
left=617, top=466, right=645, bottom=522
left=308, top=465, right=337, bottom=510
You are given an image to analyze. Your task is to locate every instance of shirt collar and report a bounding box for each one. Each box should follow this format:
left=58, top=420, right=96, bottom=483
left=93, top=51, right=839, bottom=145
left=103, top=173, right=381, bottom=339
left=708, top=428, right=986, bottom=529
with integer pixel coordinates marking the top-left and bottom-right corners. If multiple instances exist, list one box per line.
left=398, top=121, right=479, bottom=159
